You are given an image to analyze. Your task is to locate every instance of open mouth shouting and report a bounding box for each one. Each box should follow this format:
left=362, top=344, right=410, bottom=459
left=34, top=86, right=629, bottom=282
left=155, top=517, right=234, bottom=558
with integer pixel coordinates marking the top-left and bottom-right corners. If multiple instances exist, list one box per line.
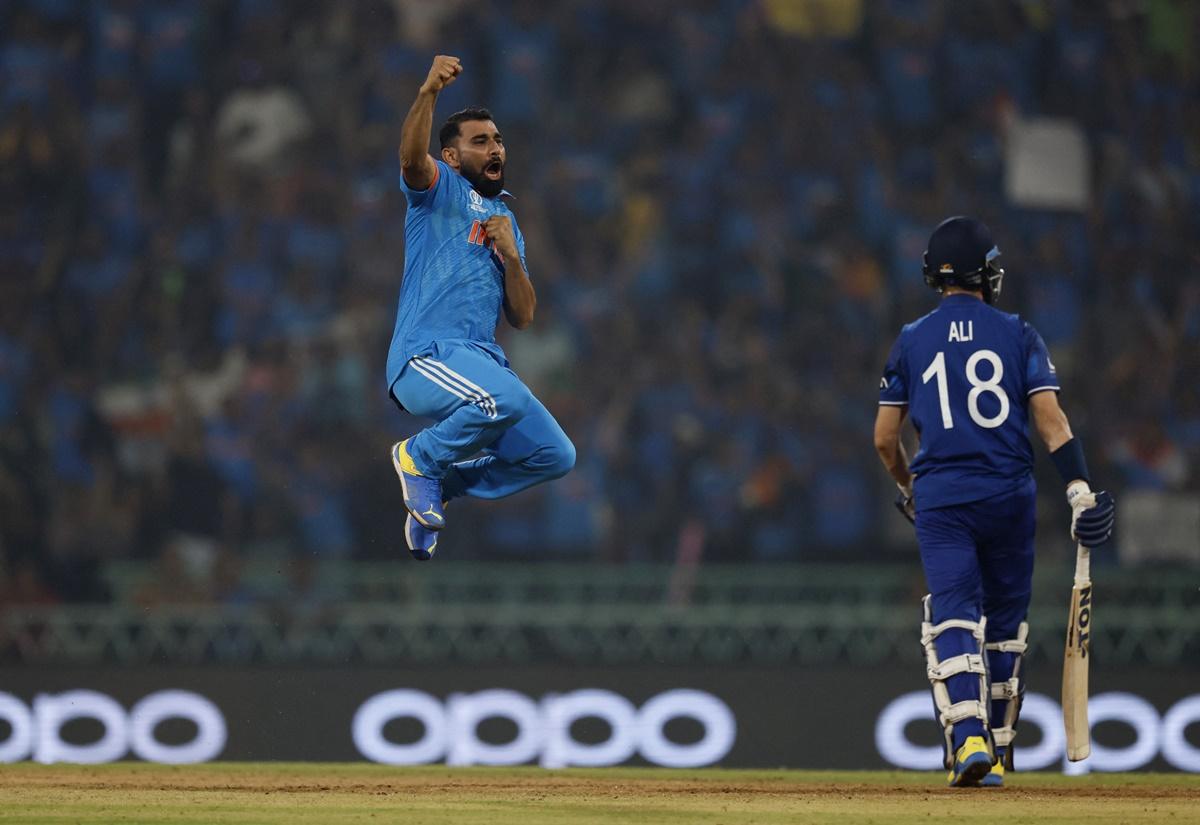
left=469, top=157, right=506, bottom=197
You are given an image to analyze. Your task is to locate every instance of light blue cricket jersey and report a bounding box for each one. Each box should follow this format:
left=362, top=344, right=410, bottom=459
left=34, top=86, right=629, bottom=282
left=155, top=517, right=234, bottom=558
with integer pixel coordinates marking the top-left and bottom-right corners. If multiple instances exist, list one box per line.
left=879, top=294, right=1060, bottom=511
left=385, top=160, right=527, bottom=389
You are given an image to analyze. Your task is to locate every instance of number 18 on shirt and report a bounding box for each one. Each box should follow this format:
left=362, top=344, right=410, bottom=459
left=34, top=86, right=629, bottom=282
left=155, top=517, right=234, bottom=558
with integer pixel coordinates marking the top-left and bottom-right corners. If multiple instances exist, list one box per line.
left=879, top=295, right=1059, bottom=511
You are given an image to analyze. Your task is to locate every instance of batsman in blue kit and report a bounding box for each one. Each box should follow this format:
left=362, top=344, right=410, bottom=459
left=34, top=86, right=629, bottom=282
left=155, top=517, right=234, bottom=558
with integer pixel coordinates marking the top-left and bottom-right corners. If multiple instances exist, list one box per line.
left=874, top=217, right=1116, bottom=787
left=386, top=55, right=574, bottom=560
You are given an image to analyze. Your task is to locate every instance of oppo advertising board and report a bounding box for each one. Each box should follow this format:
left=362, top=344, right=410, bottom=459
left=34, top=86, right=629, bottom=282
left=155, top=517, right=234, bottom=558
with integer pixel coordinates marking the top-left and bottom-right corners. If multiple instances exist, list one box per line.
left=1, top=668, right=1197, bottom=772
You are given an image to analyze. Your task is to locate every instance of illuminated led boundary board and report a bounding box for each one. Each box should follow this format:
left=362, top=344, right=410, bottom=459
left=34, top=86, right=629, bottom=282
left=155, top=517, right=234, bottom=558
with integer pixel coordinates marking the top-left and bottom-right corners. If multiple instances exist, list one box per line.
left=0, top=681, right=1196, bottom=772
left=876, top=691, right=1200, bottom=773
left=0, top=690, right=227, bottom=765
left=353, top=688, right=735, bottom=768
left=0, top=688, right=735, bottom=769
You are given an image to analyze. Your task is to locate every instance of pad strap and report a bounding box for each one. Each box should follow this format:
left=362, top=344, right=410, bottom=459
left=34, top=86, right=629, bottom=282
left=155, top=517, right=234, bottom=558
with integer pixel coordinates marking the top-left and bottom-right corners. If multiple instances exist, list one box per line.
left=991, top=677, right=1020, bottom=700
left=941, top=700, right=990, bottom=727
left=922, top=618, right=986, bottom=646
left=928, top=653, right=987, bottom=681
left=986, top=621, right=1029, bottom=654
left=985, top=638, right=1028, bottom=654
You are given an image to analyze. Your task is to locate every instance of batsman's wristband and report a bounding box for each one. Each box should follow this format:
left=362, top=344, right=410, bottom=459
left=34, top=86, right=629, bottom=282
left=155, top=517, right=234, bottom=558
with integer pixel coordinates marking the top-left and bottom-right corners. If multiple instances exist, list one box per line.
left=1051, top=437, right=1089, bottom=485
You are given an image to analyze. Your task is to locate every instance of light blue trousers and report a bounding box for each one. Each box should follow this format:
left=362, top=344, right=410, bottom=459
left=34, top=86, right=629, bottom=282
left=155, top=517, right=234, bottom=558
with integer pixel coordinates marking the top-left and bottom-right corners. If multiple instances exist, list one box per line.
left=389, top=341, right=575, bottom=502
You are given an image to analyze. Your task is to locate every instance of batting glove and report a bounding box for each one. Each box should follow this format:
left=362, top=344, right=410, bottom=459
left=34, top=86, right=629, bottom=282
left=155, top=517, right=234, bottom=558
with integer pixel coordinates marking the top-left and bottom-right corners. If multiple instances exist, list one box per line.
left=1067, top=481, right=1115, bottom=547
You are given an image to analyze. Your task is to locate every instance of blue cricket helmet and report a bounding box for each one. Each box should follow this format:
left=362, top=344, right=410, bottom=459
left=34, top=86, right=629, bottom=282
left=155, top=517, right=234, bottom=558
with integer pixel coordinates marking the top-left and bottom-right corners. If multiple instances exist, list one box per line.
left=922, top=216, right=1005, bottom=304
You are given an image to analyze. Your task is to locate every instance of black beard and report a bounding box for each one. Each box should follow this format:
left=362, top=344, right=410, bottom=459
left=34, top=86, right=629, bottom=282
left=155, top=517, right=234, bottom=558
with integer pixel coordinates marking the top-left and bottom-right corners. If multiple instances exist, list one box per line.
left=462, top=165, right=505, bottom=198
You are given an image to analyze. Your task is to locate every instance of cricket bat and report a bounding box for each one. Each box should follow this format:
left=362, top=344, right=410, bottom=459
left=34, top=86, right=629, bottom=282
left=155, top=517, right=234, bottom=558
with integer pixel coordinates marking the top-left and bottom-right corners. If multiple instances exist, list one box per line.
left=1062, top=541, right=1092, bottom=761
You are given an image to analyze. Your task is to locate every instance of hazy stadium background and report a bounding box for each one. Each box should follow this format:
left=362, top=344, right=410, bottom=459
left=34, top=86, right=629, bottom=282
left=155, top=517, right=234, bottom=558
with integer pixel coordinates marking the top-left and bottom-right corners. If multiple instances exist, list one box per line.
left=1, top=0, right=1197, bottom=773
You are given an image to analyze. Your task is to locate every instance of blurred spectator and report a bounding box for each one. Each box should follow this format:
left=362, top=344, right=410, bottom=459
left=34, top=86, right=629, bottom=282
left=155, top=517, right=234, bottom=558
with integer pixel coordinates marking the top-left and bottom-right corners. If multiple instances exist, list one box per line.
left=1111, top=419, right=1191, bottom=491
left=215, top=60, right=312, bottom=171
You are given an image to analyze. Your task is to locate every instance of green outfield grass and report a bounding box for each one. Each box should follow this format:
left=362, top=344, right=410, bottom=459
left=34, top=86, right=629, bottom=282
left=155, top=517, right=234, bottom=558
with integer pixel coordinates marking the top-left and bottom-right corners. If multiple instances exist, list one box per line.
left=2, top=763, right=1197, bottom=825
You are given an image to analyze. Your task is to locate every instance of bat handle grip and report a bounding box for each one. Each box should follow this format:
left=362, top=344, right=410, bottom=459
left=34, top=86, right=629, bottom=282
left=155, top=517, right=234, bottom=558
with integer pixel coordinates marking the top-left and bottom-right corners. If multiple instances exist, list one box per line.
left=1073, top=544, right=1091, bottom=586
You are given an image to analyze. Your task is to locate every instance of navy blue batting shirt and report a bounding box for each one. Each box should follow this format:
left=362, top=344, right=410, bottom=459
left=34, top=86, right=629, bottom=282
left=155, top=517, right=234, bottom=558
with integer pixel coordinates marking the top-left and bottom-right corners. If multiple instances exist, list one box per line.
left=879, top=294, right=1060, bottom=511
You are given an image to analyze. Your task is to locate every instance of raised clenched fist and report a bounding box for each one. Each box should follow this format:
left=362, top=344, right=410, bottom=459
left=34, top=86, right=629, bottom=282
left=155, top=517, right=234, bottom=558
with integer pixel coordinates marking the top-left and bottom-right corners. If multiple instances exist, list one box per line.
left=421, top=55, right=462, bottom=95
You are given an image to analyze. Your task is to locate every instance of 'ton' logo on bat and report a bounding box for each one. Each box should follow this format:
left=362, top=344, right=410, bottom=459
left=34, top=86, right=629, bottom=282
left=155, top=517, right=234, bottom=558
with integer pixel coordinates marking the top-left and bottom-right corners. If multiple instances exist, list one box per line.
left=1075, top=586, right=1091, bottom=658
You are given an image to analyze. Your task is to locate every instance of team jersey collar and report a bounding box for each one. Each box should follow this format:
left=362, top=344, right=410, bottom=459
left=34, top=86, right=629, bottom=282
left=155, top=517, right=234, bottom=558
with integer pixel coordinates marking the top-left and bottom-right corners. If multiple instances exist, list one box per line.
left=942, top=293, right=983, bottom=304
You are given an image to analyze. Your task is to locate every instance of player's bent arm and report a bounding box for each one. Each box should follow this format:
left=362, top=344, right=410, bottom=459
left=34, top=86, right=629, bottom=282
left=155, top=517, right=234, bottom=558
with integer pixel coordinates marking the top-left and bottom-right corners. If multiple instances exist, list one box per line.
left=874, top=404, right=912, bottom=489
left=502, top=255, right=536, bottom=330
left=399, top=55, right=462, bottom=190
left=1029, top=390, right=1073, bottom=454
left=484, top=214, right=536, bottom=329
left=1030, top=390, right=1116, bottom=546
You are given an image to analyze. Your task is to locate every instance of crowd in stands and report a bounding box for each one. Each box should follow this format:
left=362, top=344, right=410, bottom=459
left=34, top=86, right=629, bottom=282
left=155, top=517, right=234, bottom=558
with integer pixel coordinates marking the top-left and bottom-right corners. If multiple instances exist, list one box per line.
left=1, top=0, right=1197, bottom=604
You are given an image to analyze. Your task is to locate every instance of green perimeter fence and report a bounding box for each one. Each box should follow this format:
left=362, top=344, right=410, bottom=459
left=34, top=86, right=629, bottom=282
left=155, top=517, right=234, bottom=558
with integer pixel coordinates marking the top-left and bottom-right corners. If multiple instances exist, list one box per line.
left=2, top=563, right=1196, bottom=667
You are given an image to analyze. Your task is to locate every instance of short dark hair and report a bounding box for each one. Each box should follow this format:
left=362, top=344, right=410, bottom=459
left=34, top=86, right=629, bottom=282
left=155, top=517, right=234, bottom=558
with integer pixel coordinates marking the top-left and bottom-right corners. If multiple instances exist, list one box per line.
left=438, top=107, right=495, bottom=150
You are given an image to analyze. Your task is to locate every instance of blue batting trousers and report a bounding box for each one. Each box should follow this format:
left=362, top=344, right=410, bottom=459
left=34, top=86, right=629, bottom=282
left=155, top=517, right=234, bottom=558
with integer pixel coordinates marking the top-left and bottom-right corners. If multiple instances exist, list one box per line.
left=915, top=479, right=1037, bottom=752
left=389, top=340, right=575, bottom=502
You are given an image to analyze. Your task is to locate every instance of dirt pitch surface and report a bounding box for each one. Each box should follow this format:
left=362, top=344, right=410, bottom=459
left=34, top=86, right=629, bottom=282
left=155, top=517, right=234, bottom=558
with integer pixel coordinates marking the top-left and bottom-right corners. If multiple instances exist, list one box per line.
left=2, top=763, right=1198, bottom=825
